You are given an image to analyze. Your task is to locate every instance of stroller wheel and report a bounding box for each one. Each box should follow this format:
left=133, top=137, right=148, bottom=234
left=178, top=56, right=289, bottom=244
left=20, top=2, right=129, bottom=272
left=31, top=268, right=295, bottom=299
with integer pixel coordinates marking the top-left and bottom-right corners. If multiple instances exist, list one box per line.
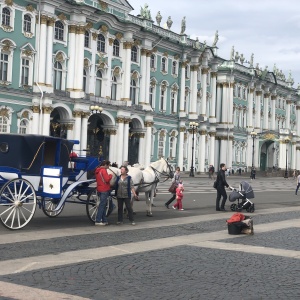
left=230, top=204, right=237, bottom=211
left=249, top=204, right=255, bottom=213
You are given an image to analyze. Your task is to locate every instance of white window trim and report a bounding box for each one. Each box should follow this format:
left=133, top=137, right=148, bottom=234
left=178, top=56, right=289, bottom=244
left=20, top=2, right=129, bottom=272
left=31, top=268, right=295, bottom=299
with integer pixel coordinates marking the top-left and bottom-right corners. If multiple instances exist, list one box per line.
left=150, top=54, right=156, bottom=71
left=53, top=20, right=68, bottom=46
left=0, top=39, right=16, bottom=85
left=1, top=6, right=15, bottom=32
left=22, top=12, right=35, bottom=38
left=161, top=56, right=168, bottom=74
left=53, top=52, right=67, bottom=91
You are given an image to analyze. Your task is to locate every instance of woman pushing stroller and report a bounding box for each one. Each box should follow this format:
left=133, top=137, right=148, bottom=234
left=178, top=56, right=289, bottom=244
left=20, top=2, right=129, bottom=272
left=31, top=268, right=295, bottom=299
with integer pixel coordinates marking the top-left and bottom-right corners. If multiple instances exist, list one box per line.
left=215, top=163, right=230, bottom=211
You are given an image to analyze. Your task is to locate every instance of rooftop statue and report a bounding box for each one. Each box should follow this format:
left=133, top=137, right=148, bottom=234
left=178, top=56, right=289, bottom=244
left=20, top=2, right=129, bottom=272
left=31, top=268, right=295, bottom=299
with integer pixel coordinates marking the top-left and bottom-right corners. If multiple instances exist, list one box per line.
left=140, top=3, right=152, bottom=20
left=156, top=11, right=162, bottom=26
left=212, top=30, right=219, bottom=47
left=240, top=53, right=245, bottom=65
left=166, top=16, right=173, bottom=30
left=234, top=51, right=240, bottom=63
left=194, top=37, right=200, bottom=49
left=230, top=46, right=234, bottom=60
left=250, top=53, right=254, bottom=68
left=180, top=16, right=186, bottom=34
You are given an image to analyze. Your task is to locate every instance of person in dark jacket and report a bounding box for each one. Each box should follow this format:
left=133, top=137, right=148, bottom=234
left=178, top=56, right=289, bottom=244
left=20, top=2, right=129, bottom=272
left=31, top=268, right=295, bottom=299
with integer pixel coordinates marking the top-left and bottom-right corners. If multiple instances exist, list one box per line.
left=216, top=163, right=230, bottom=211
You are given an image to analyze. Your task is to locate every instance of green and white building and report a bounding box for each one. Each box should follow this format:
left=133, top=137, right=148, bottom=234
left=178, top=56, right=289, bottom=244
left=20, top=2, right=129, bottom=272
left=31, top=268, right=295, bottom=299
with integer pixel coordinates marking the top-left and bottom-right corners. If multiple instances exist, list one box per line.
left=0, top=0, right=300, bottom=172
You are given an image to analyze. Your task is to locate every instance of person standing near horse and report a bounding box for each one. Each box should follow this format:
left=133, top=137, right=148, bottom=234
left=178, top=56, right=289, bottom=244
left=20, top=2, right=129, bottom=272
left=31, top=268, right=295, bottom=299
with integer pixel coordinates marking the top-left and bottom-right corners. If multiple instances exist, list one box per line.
left=165, top=167, right=181, bottom=208
left=115, top=165, right=138, bottom=225
left=95, top=160, right=112, bottom=226
left=215, top=163, right=230, bottom=211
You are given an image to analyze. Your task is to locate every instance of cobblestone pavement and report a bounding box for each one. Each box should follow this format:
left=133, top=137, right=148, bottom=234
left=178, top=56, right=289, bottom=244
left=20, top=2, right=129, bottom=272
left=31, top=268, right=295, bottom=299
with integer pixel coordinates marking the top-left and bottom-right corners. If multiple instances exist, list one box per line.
left=0, top=177, right=299, bottom=299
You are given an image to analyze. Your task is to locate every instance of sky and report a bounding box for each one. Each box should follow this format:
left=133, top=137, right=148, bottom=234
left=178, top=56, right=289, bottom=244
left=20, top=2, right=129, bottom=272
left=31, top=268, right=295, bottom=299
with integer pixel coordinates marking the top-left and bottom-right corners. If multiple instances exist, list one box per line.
left=127, top=0, right=300, bottom=88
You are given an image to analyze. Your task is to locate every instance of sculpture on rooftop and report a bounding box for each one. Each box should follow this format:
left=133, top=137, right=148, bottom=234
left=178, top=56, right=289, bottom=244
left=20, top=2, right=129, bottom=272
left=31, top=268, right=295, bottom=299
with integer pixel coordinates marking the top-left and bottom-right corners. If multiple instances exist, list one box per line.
left=140, top=3, right=152, bottom=20
left=234, top=51, right=240, bottom=63
left=240, top=53, right=245, bottom=65
left=212, top=30, right=219, bottom=47
left=250, top=53, right=254, bottom=68
left=194, top=37, right=200, bottom=49
left=180, top=16, right=186, bottom=34
left=166, top=16, right=173, bottom=30
left=230, top=46, right=234, bottom=60
left=156, top=11, right=162, bottom=26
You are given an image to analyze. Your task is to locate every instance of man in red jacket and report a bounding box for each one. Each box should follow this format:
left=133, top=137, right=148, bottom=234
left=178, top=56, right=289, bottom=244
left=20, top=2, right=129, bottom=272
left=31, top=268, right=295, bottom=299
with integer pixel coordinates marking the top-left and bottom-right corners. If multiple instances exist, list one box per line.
left=95, top=160, right=112, bottom=225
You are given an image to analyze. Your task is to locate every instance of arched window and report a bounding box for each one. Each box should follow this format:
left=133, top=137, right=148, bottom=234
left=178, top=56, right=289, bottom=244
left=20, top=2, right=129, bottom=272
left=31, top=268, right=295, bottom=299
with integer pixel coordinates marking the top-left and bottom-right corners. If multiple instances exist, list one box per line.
left=95, top=70, right=102, bottom=97
left=111, top=75, right=117, bottom=100
left=23, top=14, right=31, bottom=32
left=113, top=40, right=120, bottom=56
left=84, top=31, right=90, bottom=48
left=171, top=92, right=175, bottom=113
left=150, top=54, right=155, bottom=69
left=131, top=46, right=137, bottom=62
left=19, top=119, right=28, bottom=134
left=83, top=69, right=87, bottom=92
left=130, top=79, right=137, bottom=104
left=21, top=58, right=30, bottom=85
left=54, top=61, right=63, bottom=90
left=97, top=34, right=105, bottom=52
left=158, top=134, right=165, bottom=158
left=54, top=21, right=64, bottom=41
left=2, top=8, right=10, bottom=26
left=169, top=137, right=175, bottom=158
left=0, top=53, right=8, bottom=81
left=161, top=57, right=166, bottom=72
left=0, top=116, right=8, bottom=133
left=172, top=61, right=177, bottom=75
left=160, top=89, right=165, bottom=111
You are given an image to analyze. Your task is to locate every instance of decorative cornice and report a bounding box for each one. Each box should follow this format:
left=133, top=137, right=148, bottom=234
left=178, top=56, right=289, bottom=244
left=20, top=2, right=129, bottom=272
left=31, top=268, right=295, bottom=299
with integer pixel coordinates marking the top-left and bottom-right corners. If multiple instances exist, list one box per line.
left=115, top=32, right=123, bottom=40
left=116, top=117, right=124, bottom=123
left=256, top=91, right=262, bottom=96
left=73, top=111, right=82, bottom=118
left=144, top=121, right=154, bottom=127
left=5, top=0, right=13, bottom=6
left=42, top=106, right=53, bottom=114
left=69, top=25, right=76, bottom=34
left=179, top=127, right=186, bottom=132
left=26, top=4, right=34, bottom=12
left=98, top=0, right=108, bottom=10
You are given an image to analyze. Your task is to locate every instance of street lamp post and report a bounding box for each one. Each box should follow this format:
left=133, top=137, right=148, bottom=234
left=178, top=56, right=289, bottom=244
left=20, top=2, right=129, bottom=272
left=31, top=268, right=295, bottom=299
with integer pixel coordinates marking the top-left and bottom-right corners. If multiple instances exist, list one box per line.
left=284, top=137, right=290, bottom=179
left=89, top=105, right=103, bottom=156
left=189, top=121, right=199, bottom=177
left=250, top=131, right=257, bottom=168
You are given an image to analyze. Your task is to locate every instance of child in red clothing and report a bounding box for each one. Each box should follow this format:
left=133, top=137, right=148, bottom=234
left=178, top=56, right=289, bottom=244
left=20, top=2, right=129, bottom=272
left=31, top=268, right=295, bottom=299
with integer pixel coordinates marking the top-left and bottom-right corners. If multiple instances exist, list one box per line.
left=172, top=183, right=184, bottom=210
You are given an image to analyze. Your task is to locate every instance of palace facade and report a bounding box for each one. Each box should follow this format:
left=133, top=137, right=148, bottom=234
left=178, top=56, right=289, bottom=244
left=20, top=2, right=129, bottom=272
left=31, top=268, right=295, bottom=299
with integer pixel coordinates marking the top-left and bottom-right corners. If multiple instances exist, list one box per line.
left=1, top=0, right=300, bottom=172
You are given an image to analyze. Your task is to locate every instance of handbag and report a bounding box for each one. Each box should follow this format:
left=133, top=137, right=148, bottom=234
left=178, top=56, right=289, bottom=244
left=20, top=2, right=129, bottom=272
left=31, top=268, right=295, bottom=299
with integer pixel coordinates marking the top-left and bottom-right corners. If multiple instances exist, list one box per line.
left=168, top=182, right=177, bottom=193
left=213, top=180, right=217, bottom=189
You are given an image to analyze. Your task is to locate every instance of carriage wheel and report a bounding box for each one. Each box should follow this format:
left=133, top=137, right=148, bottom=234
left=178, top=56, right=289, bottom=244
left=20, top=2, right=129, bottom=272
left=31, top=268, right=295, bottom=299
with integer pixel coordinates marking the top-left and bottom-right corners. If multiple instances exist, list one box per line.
left=0, top=178, right=37, bottom=230
left=86, top=188, right=98, bottom=223
left=230, top=204, right=237, bottom=211
left=41, top=197, right=64, bottom=218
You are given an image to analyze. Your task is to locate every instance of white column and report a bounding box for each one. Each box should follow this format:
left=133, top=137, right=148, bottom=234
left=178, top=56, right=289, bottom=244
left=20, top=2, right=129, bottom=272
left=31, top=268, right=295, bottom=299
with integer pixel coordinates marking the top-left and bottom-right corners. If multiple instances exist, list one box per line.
left=144, top=121, right=153, bottom=167
left=228, top=138, right=233, bottom=168
left=67, top=25, right=76, bottom=90
left=138, top=133, right=146, bottom=165
left=254, top=91, right=262, bottom=129
left=31, top=105, right=40, bottom=134
left=200, top=68, right=208, bottom=117
left=210, top=72, right=217, bottom=119
left=144, top=52, right=151, bottom=105
left=297, top=106, right=300, bottom=136
left=216, top=83, right=222, bottom=123
left=291, top=142, right=296, bottom=170
left=177, top=126, right=185, bottom=170
left=221, top=83, right=228, bottom=123
left=286, top=100, right=291, bottom=130
left=42, top=107, right=51, bottom=136
left=296, top=147, right=300, bottom=171
left=67, top=124, right=73, bottom=140
left=247, top=134, right=253, bottom=168
left=271, top=96, right=276, bottom=131
left=263, top=93, right=270, bottom=130
left=209, top=132, right=216, bottom=167
left=189, top=65, right=198, bottom=117
left=45, top=19, right=54, bottom=87
left=254, top=136, right=259, bottom=168
left=72, top=111, right=82, bottom=153
left=74, top=27, right=85, bottom=91
left=247, top=88, right=254, bottom=129
left=123, top=119, right=130, bottom=163
left=139, top=49, right=147, bottom=104
left=179, top=62, right=186, bottom=117
left=38, top=15, right=47, bottom=85
left=105, top=37, right=114, bottom=98
left=219, top=139, right=227, bottom=165
left=89, top=32, right=97, bottom=95
left=229, top=83, right=234, bottom=124
left=122, top=41, right=132, bottom=101
left=198, top=131, right=206, bottom=173
left=80, top=113, right=88, bottom=155
left=116, top=118, right=124, bottom=166
left=108, top=130, right=116, bottom=162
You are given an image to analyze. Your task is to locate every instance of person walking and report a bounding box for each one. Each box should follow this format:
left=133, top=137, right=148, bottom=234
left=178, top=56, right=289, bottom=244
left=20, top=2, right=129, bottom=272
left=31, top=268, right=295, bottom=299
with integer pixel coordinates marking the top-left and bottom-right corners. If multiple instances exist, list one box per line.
left=215, top=163, right=230, bottom=211
left=295, top=173, right=300, bottom=195
left=172, top=183, right=184, bottom=211
left=115, top=165, right=138, bottom=225
left=251, top=168, right=256, bottom=180
left=165, top=167, right=181, bottom=208
left=293, top=169, right=297, bottom=180
left=209, top=165, right=215, bottom=180
left=95, top=160, right=112, bottom=226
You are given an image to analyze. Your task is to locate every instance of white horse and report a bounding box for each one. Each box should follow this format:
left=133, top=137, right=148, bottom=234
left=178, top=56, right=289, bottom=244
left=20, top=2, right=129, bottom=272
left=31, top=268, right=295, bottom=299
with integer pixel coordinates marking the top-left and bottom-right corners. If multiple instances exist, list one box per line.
left=108, top=158, right=173, bottom=216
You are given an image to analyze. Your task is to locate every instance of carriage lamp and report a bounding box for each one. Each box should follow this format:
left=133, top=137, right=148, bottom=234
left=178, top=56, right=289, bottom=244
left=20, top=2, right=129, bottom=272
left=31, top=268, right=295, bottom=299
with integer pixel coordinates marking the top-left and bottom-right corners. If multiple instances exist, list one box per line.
left=90, top=105, right=103, bottom=114
left=250, top=131, right=257, bottom=168
left=189, top=121, right=199, bottom=177
left=284, top=137, right=290, bottom=179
